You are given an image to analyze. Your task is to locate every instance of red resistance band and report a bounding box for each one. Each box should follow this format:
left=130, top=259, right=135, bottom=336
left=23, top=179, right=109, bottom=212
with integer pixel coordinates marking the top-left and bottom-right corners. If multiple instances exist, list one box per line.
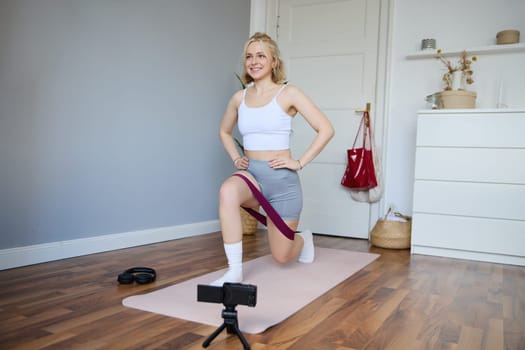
left=232, top=173, right=295, bottom=240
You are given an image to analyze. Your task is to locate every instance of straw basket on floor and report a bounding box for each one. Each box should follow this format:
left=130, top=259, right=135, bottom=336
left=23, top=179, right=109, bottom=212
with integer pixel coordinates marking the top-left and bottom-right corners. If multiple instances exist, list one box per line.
left=370, top=211, right=412, bottom=249
left=241, top=207, right=258, bottom=235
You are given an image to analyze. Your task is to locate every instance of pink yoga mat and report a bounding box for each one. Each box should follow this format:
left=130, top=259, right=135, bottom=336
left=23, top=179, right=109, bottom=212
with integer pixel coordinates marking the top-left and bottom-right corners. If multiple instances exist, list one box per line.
left=123, top=247, right=379, bottom=334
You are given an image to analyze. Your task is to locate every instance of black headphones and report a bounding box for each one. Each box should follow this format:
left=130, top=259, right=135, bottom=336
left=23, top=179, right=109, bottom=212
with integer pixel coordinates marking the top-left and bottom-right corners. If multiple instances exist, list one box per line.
left=117, top=267, right=157, bottom=285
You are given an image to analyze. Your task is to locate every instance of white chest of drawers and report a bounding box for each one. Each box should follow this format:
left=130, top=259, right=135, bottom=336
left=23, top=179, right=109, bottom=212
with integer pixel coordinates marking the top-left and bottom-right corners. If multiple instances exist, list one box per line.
left=411, top=109, right=525, bottom=266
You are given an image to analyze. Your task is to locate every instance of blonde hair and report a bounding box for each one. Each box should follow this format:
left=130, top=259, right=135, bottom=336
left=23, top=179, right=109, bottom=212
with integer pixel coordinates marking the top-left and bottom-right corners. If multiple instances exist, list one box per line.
left=241, top=32, right=286, bottom=85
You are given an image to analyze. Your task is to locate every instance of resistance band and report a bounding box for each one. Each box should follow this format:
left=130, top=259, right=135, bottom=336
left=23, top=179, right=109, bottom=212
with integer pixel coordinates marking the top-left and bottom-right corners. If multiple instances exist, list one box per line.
left=232, top=173, right=295, bottom=240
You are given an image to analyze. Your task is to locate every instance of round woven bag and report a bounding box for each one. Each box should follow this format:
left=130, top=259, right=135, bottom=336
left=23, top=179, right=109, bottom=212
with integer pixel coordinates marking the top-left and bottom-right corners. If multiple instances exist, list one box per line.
left=370, top=218, right=412, bottom=249
left=240, top=208, right=258, bottom=235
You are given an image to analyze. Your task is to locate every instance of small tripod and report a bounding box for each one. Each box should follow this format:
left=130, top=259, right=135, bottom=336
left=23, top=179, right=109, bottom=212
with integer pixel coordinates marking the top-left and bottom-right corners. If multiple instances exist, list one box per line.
left=202, top=304, right=250, bottom=350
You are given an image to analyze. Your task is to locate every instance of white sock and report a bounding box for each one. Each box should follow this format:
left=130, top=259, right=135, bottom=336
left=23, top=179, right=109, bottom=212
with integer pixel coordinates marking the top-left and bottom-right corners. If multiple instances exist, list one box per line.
left=297, top=230, right=315, bottom=263
left=211, top=241, right=243, bottom=286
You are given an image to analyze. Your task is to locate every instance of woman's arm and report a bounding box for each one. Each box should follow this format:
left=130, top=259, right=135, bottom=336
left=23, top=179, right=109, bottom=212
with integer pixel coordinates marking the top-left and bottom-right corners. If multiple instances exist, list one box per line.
left=287, top=85, right=335, bottom=168
left=219, top=90, right=244, bottom=165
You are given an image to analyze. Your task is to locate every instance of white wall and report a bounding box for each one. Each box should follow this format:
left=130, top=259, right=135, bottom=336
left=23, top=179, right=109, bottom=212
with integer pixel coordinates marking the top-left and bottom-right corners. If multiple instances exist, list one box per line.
left=384, top=0, right=525, bottom=213
left=253, top=0, right=525, bottom=215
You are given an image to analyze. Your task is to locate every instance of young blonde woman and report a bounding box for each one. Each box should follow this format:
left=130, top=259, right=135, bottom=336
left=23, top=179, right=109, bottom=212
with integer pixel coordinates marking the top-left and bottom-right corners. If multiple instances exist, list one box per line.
left=213, top=32, right=334, bottom=286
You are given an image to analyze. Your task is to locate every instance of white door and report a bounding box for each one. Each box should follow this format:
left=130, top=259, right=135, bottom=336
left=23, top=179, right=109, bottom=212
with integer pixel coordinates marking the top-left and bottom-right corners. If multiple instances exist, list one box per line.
left=277, top=0, right=382, bottom=238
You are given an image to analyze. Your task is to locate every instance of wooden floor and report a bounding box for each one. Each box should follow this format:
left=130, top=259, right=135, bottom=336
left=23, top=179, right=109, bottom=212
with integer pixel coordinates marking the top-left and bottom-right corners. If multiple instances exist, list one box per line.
left=1, top=232, right=524, bottom=350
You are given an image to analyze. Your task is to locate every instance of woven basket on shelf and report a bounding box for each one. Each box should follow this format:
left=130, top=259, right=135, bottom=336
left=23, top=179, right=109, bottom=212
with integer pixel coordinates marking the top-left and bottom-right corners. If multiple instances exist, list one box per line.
left=370, top=214, right=412, bottom=249
left=240, top=207, right=259, bottom=235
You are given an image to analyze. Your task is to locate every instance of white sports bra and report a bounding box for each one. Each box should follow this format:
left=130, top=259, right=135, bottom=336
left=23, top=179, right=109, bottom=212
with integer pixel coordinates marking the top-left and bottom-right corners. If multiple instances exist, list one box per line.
left=237, top=85, right=292, bottom=151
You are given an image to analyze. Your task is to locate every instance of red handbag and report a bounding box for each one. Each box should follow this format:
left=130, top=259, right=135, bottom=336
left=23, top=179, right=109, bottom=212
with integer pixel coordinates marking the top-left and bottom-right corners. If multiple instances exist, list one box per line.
left=341, top=111, right=378, bottom=190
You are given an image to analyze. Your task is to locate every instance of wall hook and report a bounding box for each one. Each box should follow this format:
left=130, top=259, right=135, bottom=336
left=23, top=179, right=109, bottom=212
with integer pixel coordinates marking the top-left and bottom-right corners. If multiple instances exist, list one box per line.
left=355, top=102, right=371, bottom=113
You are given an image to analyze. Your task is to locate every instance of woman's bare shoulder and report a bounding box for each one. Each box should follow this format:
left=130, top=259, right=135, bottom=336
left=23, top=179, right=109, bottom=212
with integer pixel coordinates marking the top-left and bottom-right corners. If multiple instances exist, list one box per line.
left=284, top=84, right=310, bottom=98
left=228, top=89, right=245, bottom=108
left=282, top=84, right=311, bottom=103
left=283, top=83, right=300, bottom=94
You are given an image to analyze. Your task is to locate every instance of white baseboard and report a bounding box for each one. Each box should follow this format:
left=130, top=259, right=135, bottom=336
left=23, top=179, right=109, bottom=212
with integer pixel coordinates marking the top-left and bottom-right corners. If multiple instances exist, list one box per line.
left=411, top=245, right=525, bottom=266
left=0, top=220, right=221, bottom=270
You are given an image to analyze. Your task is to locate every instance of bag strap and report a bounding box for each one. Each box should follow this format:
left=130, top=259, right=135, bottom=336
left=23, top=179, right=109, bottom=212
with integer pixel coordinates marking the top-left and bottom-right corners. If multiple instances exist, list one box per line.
left=365, top=111, right=373, bottom=149
left=352, top=113, right=365, bottom=148
left=352, top=111, right=373, bottom=150
left=232, top=173, right=295, bottom=240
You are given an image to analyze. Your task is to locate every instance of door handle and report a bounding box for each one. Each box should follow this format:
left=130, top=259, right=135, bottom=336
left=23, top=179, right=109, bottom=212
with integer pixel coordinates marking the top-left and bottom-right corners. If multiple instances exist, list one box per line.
left=355, top=102, right=371, bottom=113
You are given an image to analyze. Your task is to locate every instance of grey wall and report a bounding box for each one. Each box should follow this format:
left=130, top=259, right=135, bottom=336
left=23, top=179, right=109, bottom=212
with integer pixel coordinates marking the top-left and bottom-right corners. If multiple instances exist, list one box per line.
left=0, top=0, right=250, bottom=249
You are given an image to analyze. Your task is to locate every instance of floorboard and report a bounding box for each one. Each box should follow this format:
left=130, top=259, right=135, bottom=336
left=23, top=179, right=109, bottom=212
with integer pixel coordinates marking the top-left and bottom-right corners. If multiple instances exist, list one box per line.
left=1, top=232, right=524, bottom=349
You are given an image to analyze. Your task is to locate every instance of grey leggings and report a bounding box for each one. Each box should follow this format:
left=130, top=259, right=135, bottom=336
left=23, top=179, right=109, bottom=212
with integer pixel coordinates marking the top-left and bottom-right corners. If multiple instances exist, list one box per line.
left=246, top=159, right=303, bottom=221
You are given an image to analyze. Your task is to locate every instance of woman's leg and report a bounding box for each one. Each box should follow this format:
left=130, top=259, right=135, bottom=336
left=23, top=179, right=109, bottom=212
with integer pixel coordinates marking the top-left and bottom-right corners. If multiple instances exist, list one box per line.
left=263, top=168, right=313, bottom=264
left=212, top=171, right=260, bottom=286
left=266, top=220, right=314, bottom=264
left=266, top=219, right=300, bottom=264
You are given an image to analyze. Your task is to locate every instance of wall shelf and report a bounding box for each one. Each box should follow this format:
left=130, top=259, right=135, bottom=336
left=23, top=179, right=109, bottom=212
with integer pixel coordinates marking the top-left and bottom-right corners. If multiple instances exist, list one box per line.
left=406, top=42, right=525, bottom=59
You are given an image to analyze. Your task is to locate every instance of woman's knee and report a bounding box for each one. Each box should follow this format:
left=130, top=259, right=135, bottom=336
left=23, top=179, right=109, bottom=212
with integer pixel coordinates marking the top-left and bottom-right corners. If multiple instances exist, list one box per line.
left=269, top=242, right=297, bottom=264
left=219, top=173, right=259, bottom=208
left=267, top=222, right=299, bottom=264
left=219, top=179, right=241, bottom=206
left=271, top=252, right=294, bottom=264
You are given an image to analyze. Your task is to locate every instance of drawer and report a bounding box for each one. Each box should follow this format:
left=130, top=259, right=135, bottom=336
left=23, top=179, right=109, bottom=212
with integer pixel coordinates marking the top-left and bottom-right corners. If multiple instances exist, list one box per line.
left=412, top=213, right=525, bottom=257
left=414, top=148, right=525, bottom=184
left=416, top=113, right=525, bottom=148
left=413, top=181, right=525, bottom=220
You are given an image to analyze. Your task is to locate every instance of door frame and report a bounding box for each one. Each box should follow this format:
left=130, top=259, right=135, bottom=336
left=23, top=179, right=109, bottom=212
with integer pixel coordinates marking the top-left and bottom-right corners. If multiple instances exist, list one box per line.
left=249, top=0, right=394, bottom=235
